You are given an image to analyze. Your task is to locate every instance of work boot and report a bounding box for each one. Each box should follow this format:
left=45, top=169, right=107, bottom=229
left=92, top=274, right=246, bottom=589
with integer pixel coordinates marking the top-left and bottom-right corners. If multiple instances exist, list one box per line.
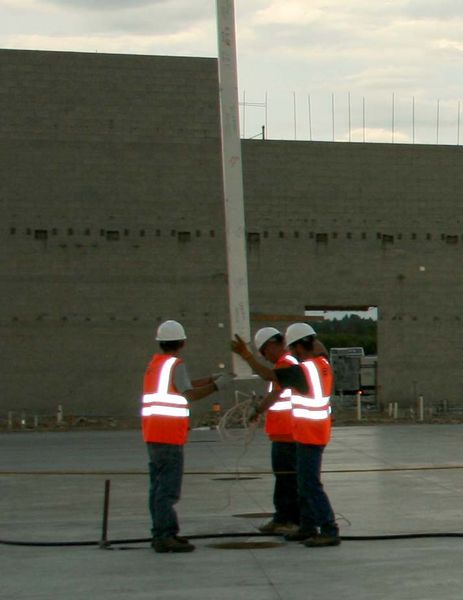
left=153, top=537, right=195, bottom=553
left=258, top=520, right=298, bottom=535
left=304, top=534, right=341, bottom=548
left=173, top=535, right=190, bottom=544
left=151, top=535, right=190, bottom=547
left=284, top=528, right=317, bottom=542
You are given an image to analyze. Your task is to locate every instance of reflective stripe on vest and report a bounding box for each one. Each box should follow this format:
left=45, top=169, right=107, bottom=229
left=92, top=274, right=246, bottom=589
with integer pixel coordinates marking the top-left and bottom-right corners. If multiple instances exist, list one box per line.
left=291, top=361, right=331, bottom=421
left=268, top=386, right=292, bottom=412
left=141, top=356, right=189, bottom=418
left=267, top=354, right=298, bottom=412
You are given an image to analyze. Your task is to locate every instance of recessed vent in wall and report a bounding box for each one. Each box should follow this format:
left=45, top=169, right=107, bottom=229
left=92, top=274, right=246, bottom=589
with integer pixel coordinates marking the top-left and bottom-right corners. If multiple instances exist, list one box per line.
left=34, top=229, right=48, bottom=240
left=446, top=235, right=458, bottom=245
left=247, top=232, right=260, bottom=244
left=106, top=230, right=120, bottom=241
left=315, top=233, right=328, bottom=243
left=178, top=231, right=191, bottom=242
left=382, top=234, right=394, bottom=244
left=9, top=227, right=16, bottom=235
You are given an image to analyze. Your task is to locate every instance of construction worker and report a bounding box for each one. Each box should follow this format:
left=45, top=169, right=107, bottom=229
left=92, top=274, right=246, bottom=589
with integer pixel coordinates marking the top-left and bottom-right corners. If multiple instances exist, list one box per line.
left=248, top=327, right=300, bottom=534
left=142, top=319, right=232, bottom=553
left=232, top=324, right=340, bottom=547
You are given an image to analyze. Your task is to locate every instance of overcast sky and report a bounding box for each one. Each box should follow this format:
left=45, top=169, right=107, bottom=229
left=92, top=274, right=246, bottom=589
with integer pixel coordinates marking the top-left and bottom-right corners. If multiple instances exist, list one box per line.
left=1, top=0, right=463, bottom=144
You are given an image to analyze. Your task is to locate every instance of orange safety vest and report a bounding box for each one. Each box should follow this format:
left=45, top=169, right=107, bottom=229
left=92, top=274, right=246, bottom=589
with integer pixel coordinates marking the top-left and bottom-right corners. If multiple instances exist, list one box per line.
left=265, top=353, right=298, bottom=442
left=141, top=354, right=190, bottom=445
left=291, top=356, right=333, bottom=446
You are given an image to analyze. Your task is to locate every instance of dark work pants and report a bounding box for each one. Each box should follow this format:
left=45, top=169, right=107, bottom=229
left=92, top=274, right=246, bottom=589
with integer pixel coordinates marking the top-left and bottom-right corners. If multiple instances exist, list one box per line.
left=296, top=442, right=338, bottom=536
left=271, top=441, right=300, bottom=525
left=147, top=442, right=184, bottom=539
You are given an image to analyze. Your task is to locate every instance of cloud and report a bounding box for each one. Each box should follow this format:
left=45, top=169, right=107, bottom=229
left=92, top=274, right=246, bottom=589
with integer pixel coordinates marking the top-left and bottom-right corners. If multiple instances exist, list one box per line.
left=1, top=29, right=210, bottom=55
left=348, top=127, right=409, bottom=144
left=433, top=38, right=463, bottom=54
left=42, top=0, right=168, bottom=10
left=255, top=1, right=323, bottom=25
left=403, top=0, right=463, bottom=20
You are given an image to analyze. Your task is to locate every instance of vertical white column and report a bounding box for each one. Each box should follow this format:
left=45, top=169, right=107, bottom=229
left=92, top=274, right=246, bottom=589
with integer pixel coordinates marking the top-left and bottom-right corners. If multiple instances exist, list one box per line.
left=215, top=0, right=251, bottom=377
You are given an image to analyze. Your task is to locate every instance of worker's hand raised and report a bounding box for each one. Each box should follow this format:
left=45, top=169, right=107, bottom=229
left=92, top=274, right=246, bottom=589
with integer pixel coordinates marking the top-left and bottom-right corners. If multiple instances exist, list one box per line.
left=231, top=334, right=252, bottom=359
left=214, top=373, right=235, bottom=390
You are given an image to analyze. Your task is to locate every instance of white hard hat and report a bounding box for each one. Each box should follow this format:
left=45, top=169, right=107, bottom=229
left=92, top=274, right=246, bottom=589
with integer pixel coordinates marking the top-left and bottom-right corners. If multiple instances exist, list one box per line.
left=285, top=323, right=316, bottom=347
left=155, top=320, right=187, bottom=341
left=254, top=327, right=282, bottom=351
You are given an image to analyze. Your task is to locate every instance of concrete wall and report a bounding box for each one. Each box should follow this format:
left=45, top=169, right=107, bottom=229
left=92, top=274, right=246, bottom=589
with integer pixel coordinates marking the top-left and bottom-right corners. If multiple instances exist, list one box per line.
left=0, top=49, right=234, bottom=418
left=242, top=141, right=463, bottom=407
left=1, top=48, right=463, bottom=416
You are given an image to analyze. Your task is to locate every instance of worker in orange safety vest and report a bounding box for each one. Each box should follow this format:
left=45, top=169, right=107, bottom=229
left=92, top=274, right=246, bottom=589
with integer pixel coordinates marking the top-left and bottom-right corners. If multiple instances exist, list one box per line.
left=248, top=327, right=300, bottom=534
left=142, top=320, right=233, bottom=554
left=274, top=323, right=340, bottom=547
left=232, top=324, right=339, bottom=547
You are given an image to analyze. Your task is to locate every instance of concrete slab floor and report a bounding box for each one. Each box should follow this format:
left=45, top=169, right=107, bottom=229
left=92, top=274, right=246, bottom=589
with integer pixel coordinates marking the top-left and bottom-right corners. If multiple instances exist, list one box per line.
left=2, top=424, right=463, bottom=599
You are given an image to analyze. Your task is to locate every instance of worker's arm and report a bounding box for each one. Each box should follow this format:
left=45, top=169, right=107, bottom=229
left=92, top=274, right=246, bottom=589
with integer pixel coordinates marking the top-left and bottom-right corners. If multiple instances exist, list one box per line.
left=231, top=334, right=276, bottom=381
left=274, top=365, right=308, bottom=394
left=191, top=376, right=214, bottom=387
left=248, top=388, right=281, bottom=423
left=184, top=382, right=219, bottom=402
left=175, top=364, right=232, bottom=402
left=257, top=389, right=281, bottom=414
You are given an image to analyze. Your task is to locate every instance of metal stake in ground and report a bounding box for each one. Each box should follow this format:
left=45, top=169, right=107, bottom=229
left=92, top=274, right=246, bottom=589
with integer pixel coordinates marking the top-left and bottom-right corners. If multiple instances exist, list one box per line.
left=99, top=479, right=111, bottom=549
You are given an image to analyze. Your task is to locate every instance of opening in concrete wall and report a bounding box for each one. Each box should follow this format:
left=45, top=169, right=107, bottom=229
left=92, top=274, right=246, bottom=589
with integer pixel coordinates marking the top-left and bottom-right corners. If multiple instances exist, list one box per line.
left=305, top=305, right=378, bottom=413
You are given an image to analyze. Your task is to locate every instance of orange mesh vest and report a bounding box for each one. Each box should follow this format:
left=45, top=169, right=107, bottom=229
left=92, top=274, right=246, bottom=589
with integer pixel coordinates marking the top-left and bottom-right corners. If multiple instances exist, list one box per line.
left=141, top=354, right=189, bottom=445
left=265, top=353, right=298, bottom=442
left=291, top=356, right=333, bottom=446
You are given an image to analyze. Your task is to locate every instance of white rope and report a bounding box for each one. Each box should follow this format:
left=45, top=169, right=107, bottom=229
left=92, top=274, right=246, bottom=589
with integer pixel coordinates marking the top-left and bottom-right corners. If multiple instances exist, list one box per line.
left=214, top=391, right=262, bottom=511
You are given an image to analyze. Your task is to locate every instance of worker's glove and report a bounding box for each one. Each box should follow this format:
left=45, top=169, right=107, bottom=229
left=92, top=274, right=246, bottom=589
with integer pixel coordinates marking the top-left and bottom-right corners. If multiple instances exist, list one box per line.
left=214, top=373, right=234, bottom=390
left=247, top=405, right=262, bottom=424
left=230, top=334, right=252, bottom=359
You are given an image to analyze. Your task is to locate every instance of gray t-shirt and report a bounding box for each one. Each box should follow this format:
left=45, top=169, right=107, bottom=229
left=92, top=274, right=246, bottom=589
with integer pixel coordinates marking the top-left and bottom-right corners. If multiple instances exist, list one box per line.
left=173, top=362, right=193, bottom=394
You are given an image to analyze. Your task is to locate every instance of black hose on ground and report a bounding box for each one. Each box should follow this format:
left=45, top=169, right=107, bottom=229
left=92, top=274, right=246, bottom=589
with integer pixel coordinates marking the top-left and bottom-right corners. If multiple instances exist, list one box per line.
left=2, top=531, right=463, bottom=547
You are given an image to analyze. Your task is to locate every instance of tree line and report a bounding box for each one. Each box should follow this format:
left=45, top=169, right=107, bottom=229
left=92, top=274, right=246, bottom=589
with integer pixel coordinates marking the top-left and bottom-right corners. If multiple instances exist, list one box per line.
left=308, top=314, right=377, bottom=355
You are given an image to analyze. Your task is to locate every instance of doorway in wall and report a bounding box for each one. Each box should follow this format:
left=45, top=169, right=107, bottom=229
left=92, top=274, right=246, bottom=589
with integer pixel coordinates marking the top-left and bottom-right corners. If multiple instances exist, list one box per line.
left=305, top=305, right=378, bottom=410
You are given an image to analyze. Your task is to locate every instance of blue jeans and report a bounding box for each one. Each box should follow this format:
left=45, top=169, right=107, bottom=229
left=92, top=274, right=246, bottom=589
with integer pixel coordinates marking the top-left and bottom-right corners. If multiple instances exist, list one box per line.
left=147, top=443, right=184, bottom=539
left=296, top=443, right=338, bottom=536
left=271, top=441, right=299, bottom=525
